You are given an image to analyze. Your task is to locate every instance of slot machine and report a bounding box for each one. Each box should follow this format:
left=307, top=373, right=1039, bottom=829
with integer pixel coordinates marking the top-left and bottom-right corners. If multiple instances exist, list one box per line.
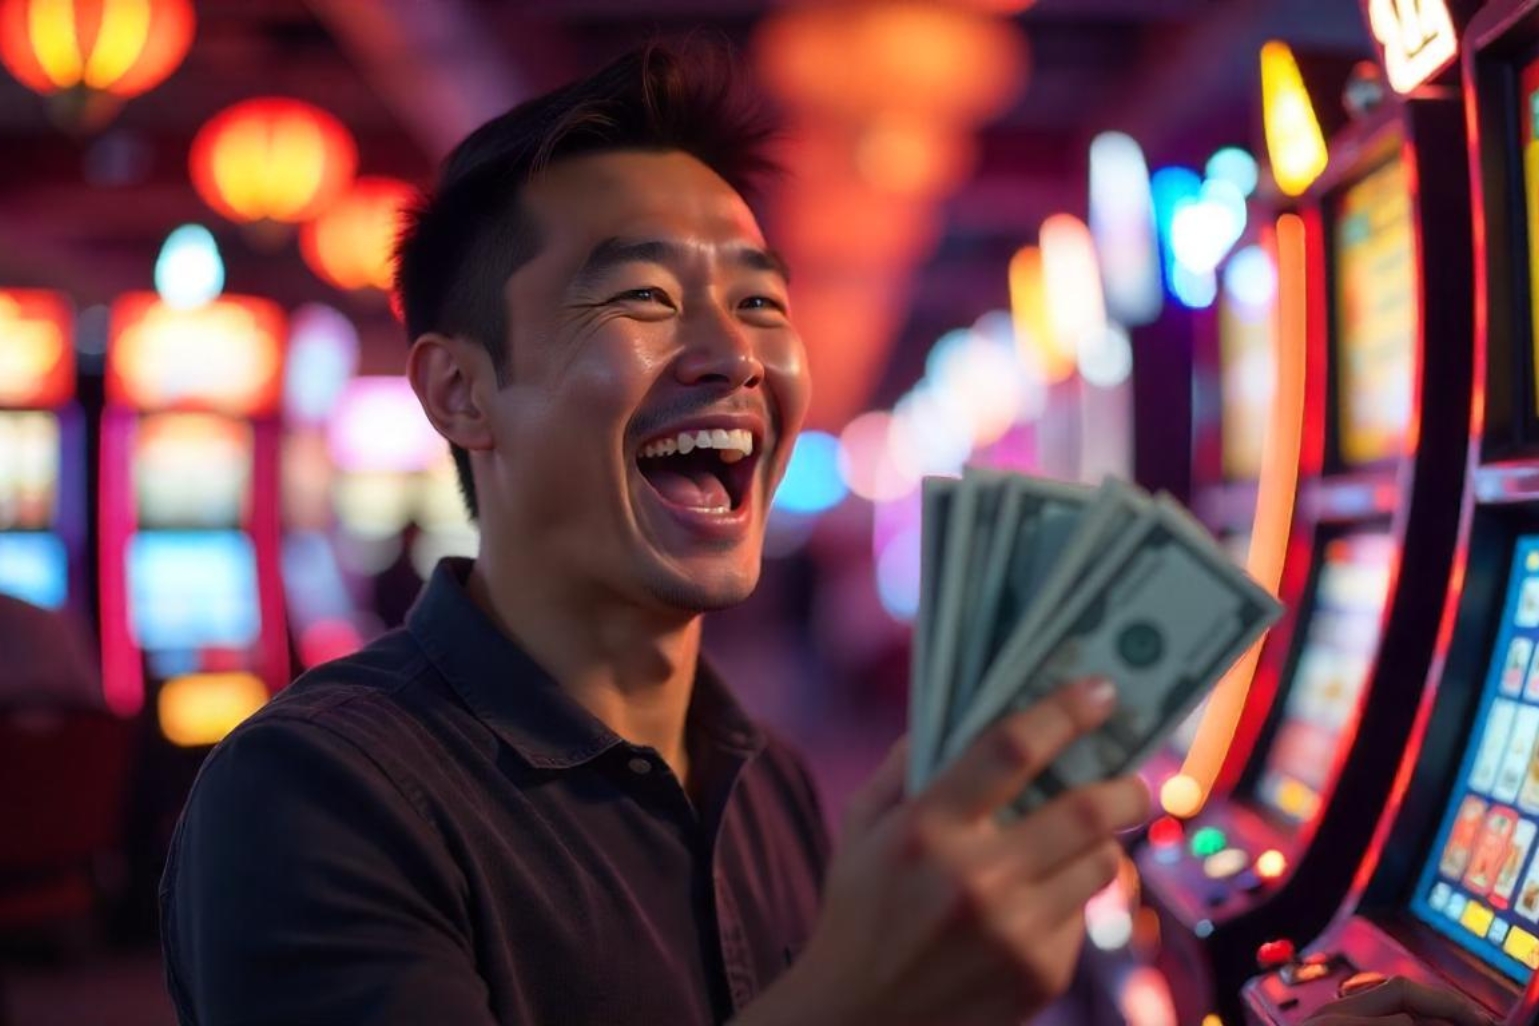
left=1135, top=33, right=1476, bottom=1025
left=1245, top=2, right=1539, bottom=1020
left=99, top=293, right=288, bottom=736
left=280, top=303, right=365, bottom=669
left=0, top=291, right=89, bottom=635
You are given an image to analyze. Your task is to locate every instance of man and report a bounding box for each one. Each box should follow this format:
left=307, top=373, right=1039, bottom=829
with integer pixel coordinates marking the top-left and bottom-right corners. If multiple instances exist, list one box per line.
left=161, top=41, right=1490, bottom=1026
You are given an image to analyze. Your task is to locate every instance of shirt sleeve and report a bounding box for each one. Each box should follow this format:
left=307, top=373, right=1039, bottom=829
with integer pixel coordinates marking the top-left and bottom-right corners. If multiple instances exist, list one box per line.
left=160, top=714, right=500, bottom=1026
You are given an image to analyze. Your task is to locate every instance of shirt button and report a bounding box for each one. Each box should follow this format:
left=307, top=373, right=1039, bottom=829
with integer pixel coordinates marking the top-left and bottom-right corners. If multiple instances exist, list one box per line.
left=627, top=756, right=652, bottom=775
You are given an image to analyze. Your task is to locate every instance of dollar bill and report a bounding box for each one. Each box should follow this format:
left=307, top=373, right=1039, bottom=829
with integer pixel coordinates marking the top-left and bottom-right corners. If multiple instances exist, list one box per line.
left=977, top=497, right=1282, bottom=811
left=908, top=476, right=956, bottom=795
left=942, top=472, right=1094, bottom=778
left=941, top=477, right=1153, bottom=766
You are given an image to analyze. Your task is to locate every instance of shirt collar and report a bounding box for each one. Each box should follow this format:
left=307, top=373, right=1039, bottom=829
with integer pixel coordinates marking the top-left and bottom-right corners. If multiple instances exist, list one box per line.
left=407, top=558, right=763, bottom=770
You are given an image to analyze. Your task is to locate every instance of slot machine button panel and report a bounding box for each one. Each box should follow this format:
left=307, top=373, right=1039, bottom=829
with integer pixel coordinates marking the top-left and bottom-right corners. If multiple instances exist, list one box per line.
left=1336, top=970, right=1388, bottom=998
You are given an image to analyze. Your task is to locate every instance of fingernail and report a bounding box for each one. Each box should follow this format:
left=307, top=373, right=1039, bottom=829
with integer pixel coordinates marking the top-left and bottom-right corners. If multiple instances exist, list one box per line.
left=1080, top=677, right=1117, bottom=711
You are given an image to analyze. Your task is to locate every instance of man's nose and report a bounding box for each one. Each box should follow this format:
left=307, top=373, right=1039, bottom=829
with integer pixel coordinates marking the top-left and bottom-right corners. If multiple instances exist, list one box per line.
left=674, top=301, right=764, bottom=389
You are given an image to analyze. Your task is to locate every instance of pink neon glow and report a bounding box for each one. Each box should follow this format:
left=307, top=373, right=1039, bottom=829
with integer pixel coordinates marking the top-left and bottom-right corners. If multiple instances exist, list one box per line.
left=328, top=377, right=444, bottom=473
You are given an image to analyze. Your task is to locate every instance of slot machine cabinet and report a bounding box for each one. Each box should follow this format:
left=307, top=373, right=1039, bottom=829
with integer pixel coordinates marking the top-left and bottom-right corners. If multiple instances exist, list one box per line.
left=0, top=291, right=91, bottom=644
left=1137, top=52, right=1476, bottom=1026
left=1245, top=2, right=1539, bottom=1021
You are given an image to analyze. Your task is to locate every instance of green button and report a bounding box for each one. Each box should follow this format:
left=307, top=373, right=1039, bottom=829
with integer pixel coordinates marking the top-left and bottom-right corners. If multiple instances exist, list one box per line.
left=1191, top=826, right=1227, bottom=858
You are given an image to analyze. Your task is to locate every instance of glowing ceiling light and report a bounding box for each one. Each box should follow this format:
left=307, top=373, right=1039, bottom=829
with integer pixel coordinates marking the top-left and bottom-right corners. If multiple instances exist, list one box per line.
left=1089, top=131, right=1162, bottom=326
left=1261, top=41, right=1328, bottom=197
left=773, top=431, right=848, bottom=514
left=154, top=224, right=223, bottom=310
left=1205, top=147, right=1259, bottom=198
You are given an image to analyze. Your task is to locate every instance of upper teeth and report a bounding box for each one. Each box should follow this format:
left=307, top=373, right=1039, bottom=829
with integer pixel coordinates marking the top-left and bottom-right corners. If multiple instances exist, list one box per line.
left=640, top=428, right=755, bottom=463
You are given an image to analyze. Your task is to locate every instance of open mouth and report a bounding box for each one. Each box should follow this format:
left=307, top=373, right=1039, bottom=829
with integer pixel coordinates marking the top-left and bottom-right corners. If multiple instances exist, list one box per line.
left=636, top=428, right=760, bottom=514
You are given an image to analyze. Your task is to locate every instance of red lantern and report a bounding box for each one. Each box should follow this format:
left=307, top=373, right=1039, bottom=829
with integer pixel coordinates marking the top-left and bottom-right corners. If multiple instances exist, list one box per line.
left=0, top=0, right=194, bottom=100
left=190, top=98, right=358, bottom=225
left=300, top=176, right=416, bottom=292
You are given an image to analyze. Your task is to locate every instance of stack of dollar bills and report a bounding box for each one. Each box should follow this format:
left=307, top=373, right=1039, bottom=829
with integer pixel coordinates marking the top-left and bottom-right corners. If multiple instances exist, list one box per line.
left=906, top=468, right=1284, bottom=812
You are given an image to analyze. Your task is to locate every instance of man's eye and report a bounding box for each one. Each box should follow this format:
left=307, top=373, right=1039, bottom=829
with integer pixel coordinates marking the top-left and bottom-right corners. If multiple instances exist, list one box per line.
left=615, top=287, right=673, bottom=306
left=740, top=295, right=787, bottom=313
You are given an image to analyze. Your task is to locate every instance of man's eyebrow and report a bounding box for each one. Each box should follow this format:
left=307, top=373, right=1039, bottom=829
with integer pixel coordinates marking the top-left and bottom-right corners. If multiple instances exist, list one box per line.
left=570, top=237, right=791, bottom=292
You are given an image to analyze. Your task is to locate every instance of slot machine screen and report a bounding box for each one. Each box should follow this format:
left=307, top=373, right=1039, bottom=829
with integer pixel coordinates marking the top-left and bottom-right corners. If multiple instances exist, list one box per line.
left=1255, top=532, right=1396, bottom=822
left=0, top=531, right=67, bottom=608
left=1522, top=57, right=1539, bottom=417
left=0, top=411, right=59, bottom=530
left=134, top=413, right=251, bottom=528
left=127, top=530, right=261, bottom=652
left=1410, top=538, right=1539, bottom=979
left=1335, top=154, right=1417, bottom=466
left=1219, top=274, right=1276, bottom=480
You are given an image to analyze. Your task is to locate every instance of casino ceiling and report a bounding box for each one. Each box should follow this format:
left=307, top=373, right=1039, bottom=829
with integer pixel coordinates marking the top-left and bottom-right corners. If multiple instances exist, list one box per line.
left=0, top=0, right=1371, bottom=428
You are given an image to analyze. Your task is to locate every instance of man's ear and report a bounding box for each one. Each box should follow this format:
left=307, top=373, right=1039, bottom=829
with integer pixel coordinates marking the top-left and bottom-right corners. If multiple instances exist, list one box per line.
left=406, top=333, right=496, bottom=453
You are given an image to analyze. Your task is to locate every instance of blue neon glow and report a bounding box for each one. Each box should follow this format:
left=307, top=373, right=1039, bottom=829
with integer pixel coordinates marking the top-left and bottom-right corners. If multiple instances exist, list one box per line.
left=1150, top=167, right=1203, bottom=298
left=154, top=224, right=224, bottom=310
left=1206, top=147, right=1260, bottom=198
left=773, top=431, right=848, bottom=515
left=0, top=532, right=68, bottom=609
left=1171, top=263, right=1217, bottom=309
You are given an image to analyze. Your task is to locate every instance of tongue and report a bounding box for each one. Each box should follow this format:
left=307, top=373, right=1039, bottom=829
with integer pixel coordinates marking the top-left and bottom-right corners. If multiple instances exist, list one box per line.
left=647, top=467, right=731, bottom=510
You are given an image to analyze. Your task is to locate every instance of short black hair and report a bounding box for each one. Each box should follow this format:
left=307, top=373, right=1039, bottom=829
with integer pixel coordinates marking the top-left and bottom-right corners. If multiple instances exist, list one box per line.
left=394, top=38, right=781, bottom=520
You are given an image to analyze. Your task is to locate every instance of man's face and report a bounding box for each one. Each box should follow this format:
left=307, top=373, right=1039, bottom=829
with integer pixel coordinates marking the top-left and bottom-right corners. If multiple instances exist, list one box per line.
left=480, top=150, right=809, bottom=614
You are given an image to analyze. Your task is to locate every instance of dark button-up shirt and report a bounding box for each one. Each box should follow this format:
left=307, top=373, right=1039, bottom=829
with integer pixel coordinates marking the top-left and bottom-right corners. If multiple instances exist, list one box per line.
left=161, top=558, right=831, bottom=1025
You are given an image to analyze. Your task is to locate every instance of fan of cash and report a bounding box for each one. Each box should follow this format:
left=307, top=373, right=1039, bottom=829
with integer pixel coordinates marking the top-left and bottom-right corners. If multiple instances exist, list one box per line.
left=906, top=468, right=1284, bottom=811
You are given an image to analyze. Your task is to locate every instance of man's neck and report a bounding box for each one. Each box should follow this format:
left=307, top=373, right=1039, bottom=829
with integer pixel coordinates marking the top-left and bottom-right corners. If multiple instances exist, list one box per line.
left=465, top=553, right=701, bottom=782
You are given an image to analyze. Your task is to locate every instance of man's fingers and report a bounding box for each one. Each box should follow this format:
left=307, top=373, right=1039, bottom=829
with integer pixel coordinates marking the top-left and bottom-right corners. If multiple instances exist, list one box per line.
left=843, top=737, right=908, bottom=839
left=919, top=679, right=1117, bottom=822
left=1000, top=839, right=1124, bottom=929
left=995, top=777, right=1151, bottom=878
left=1311, top=977, right=1492, bottom=1026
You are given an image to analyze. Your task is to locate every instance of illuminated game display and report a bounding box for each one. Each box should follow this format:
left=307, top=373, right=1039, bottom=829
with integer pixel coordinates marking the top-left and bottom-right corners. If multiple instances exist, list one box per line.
left=1410, top=538, right=1539, bottom=978
left=0, top=290, right=84, bottom=619
left=1334, top=154, right=1416, bottom=466
left=1255, top=533, right=1395, bottom=823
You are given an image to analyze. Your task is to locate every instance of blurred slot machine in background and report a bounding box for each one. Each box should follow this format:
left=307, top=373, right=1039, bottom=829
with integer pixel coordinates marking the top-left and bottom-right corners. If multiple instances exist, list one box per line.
left=99, top=293, right=287, bottom=738
left=1136, top=29, right=1477, bottom=1023
left=0, top=290, right=87, bottom=623
left=279, top=303, right=366, bottom=670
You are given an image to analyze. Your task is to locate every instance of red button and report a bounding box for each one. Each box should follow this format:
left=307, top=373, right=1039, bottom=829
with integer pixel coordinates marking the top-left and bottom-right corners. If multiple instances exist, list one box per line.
left=1257, top=939, right=1296, bottom=969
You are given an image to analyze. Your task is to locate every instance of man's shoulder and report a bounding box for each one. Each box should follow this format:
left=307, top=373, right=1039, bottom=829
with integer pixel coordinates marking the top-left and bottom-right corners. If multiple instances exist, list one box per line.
left=196, top=628, right=488, bottom=802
